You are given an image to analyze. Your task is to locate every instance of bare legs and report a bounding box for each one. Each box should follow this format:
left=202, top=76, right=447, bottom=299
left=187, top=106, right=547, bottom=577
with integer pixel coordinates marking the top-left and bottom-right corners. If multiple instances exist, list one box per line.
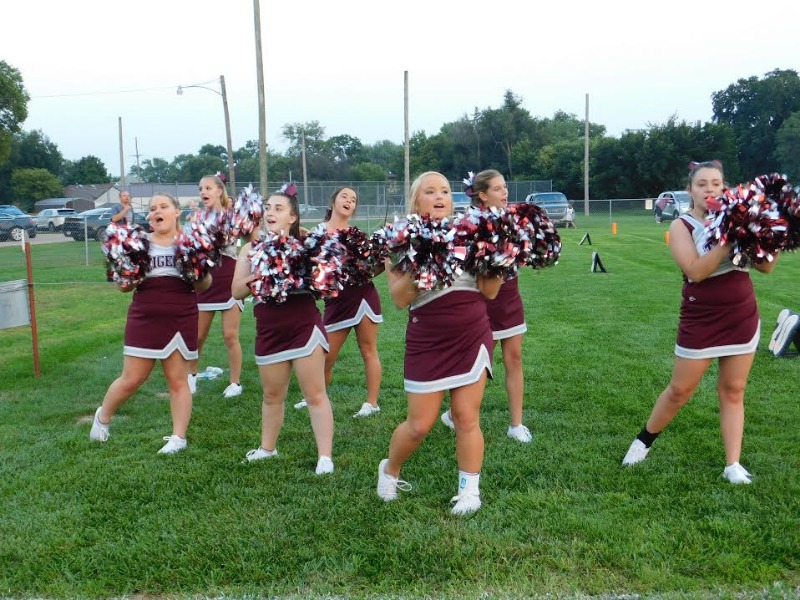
left=190, top=307, right=242, bottom=385
left=385, top=373, right=487, bottom=478
left=497, top=336, right=524, bottom=427
left=324, top=318, right=382, bottom=407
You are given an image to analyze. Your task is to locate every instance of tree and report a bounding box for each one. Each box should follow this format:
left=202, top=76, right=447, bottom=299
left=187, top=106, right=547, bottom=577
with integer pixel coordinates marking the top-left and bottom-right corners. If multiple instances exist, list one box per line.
left=282, top=121, right=326, bottom=158
left=479, top=90, right=535, bottom=178
left=11, top=168, right=63, bottom=212
left=775, top=112, right=800, bottom=178
left=137, top=157, right=176, bottom=183
left=712, top=69, right=800, bottom=177
left=0, top=129, right=63, bottom=202
left=61, top=155, right=111, bottom=184
left=350, top=162, right=387, bottom=181
left=0, top=61, right=29, bottom=165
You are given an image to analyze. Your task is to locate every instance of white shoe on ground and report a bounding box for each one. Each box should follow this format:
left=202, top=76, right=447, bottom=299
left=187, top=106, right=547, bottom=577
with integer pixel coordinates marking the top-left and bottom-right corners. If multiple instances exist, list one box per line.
left=158, top=435, right=187, bottom=454
left=223, top=383, right=243, bottom=398
left=315, top=456, right=334, bottom=475
left=440, top=410, right=455, bottom=430
left=89, top=407, right=109, bottom=442
left=769, top=311, right=799, bottom=356
left=294, top=399, right=308, bottom=410
left=245, top=447, right=278, bottom=462
left=722, top=462, right=752, bottom=484
left=507, top=424, right=532, bottom=443
left=622, top=439, right=650, bottom=466
left=188, top=373, right=197, bottom=395
left=376, top=458, right=412, bottom=502
left=450, top=492, right=481, bottom=515
left=353, top=402, right=380, bottom=418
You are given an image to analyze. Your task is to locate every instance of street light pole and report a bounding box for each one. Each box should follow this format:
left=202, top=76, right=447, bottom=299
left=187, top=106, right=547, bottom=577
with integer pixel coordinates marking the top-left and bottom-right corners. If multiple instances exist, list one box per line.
left=177, top=76, right=236, bottom=196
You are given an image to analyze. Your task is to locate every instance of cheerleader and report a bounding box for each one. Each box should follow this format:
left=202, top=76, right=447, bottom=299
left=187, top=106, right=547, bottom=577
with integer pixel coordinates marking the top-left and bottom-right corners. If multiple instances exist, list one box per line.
left=188, top=174, right=244, bottom=399
left=440, top=170, right=532, bottom=443
left=231, top=188, right=335, bottom=475
left=295, top=187, right=383, bottom=417
left=376, top=172, right=502, bottom=515
left=89, top=193, right=212, bottom=454
left=622, top=161, right=779, bottom=483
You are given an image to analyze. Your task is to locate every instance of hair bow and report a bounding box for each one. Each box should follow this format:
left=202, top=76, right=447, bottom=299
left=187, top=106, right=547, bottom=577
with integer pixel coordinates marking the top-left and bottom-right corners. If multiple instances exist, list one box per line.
left=280, top=182, right=298, bottom=200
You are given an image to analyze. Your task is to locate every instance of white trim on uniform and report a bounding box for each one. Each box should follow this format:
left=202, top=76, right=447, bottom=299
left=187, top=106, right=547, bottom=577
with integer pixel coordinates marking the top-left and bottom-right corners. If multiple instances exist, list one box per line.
left=675, top=322, right=760, bottom=360
left=491, top=322, right=527, bottom=341
left=124, top=332, right=198, bottom=360
left=197, top=297, right=245, bottom=312
left=324, top=299, right=384, bottom=332
left=404, top=345, right=492, bottom=394
left=255, top=326, right=330, bottom=366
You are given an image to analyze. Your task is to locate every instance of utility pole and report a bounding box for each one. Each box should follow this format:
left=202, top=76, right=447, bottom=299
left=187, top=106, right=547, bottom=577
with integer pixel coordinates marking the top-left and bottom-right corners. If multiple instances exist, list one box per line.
left=219, top=75, right=236, bottom=196
left=118, top=117, right=125, bottom=188
left=301, top=129, right=309, bottom=205
left=253, top=0, right=268, bottom=194
left=584, top=93, right=590, bottom=216
left=404, top=70, right=410, bottom=204
left=133, top=137, right=143, bottom=181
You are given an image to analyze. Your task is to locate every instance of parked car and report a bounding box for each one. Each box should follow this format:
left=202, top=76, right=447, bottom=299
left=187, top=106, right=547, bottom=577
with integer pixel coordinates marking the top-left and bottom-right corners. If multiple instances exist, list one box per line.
left=654, top=191, right=691, bottom=222
left=36, top=208, right=77, bottom=231
left=452, top=192, right=472, bottom=214
left=0, top=205, right=37, bottom=241
left=521, top=192, right=570, bottom=226
left=62, top=208, right=150, bottom=241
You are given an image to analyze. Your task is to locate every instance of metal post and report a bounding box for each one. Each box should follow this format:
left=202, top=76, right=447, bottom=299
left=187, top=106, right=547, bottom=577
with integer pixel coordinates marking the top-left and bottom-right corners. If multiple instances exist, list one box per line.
left=253, top=0, right=268, bottom=193
left=584, top=93, right=590, bottom=216
left=404, top=71, right=410, bottom=204
left=301, top=130, right=309, bottom=203
left=24, top=237, right=41, bottom=377
left=220, top=75, right=236, bottom=196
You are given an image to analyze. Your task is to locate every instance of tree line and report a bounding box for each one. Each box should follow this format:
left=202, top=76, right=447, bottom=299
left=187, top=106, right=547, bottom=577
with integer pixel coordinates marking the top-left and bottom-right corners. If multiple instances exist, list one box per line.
left=1, top=60, right=799, bottom=212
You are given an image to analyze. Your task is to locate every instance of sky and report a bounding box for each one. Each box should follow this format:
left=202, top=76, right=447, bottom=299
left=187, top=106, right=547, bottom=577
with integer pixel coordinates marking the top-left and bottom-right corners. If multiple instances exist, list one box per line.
left=3, top=0, right=798, bottom=178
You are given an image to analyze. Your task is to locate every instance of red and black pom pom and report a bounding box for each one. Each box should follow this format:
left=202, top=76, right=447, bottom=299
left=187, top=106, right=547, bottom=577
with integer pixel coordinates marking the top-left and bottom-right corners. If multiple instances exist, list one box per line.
left=102, top=222, right=150, bottom=287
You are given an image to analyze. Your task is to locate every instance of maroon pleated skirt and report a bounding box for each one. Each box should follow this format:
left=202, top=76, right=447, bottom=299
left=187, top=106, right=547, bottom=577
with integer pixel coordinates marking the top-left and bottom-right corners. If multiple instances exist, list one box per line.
left=323, top=281, right=383, bottom=332
left=254, top=293, right=329, bottom=365
left=196, top=255, right=244, bottom=312
left=124, top=276, right=198, bottom=360
left=404, top=290, right=493, bottom=393
left=676, top=270, right=760, bottom=359
left=485, top=276, right=527, bottom=340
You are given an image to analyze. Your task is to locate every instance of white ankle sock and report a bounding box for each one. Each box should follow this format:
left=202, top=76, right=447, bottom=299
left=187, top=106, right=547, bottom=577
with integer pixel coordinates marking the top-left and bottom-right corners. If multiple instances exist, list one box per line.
left=458, top=470, right=480, bottom=496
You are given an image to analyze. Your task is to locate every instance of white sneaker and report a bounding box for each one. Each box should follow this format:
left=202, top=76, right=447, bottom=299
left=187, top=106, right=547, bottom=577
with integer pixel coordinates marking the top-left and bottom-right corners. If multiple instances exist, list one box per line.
left=769, top=312, right=799, bottom=356
left=440, top=410, right=455, bottom=430
left=89, top=407, right=109, bottom=442
left=158, top=435, right=187, bottom=454
left=722, top=462, right=752, bottom=484
left=507, top=424, right=532, bottom=443
left=376, top=458, right=412, bottom=502
left=450, top=492, right=481, bottom=515
left=222, top=383, right=243, bottom=398
left=353, top=402, right=380, bottom=418
left=294, top=399, right=308, bottom=410
left=622, top=439, right=650, bottom=466
left=188, top=373, right=197, bottom=395
left=245, top=447, right=278, bottom=462
left=315, top=456, right=334, bottom=475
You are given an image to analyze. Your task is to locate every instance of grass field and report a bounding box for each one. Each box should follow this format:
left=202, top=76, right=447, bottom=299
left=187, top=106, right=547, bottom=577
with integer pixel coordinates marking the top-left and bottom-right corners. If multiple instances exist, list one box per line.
left=1, top=217, right=798, bottom=599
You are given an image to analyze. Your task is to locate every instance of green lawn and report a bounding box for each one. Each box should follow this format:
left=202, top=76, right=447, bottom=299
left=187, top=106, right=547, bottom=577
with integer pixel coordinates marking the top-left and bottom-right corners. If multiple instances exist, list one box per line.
left=1, top=221, right=798, bottom=599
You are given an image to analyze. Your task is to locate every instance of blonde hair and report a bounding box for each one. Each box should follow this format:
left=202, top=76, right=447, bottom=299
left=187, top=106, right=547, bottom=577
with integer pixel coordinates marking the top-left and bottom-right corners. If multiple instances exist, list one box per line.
left=200, top=175, right=232, bottom=210
left=406, top=171, right=450, bottom=214
left=151, top=192, right=181, bottom=232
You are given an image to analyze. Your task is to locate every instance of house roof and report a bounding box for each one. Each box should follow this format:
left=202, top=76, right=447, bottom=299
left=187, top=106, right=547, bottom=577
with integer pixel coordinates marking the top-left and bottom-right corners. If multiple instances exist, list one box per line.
left=63, top=183, right=117, bottom=201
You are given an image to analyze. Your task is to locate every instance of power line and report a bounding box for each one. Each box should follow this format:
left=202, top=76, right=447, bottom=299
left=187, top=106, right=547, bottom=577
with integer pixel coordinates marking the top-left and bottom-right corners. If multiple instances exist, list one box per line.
left=32, top=84, right=179, bottom=99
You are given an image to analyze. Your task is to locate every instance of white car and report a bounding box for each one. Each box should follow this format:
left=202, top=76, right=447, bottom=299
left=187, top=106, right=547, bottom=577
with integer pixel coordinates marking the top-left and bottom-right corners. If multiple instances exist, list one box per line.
left=36, top=208, right=77, bottom=231
left=654, top=191, right=691, bottom=222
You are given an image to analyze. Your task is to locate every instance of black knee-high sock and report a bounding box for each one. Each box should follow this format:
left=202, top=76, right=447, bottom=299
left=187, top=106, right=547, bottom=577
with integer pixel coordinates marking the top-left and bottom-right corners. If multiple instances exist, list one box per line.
left=636, top=427, right=660, bottom=448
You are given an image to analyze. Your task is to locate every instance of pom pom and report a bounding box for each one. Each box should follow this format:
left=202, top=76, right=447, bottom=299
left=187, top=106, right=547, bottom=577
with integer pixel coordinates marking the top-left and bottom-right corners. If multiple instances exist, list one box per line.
left=247, top=231, right=307, bottom=303
left=508, top=202, right=562, bottom=269
left=230, top=184, right=264, bottom=239
left=330, top=226, right=382, bottom=288
left=703, top=174, right=791, bottom=266
left=303, top=224, right=346, bottom=299
left=453, top=205, right=519, bottom=277
left=379, top=214, right=464, bottom=291
left=102, top=222, right=150, bottom=287
left=174, top=209, right=228, bottom=283
left=757, top=173, right=799, bottom=252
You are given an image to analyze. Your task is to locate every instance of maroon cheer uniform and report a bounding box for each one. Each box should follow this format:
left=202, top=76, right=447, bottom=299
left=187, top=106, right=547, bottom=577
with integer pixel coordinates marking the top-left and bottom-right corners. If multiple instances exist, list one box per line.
left=124, top=241, right=198, bottom=360
left=403, top=272, right=493, bottom=394
left=674, top=214, right=760, bottom=359
left=254, top=292, right=329, bottom=365
left=196, top=244, right=244, bottom=312
left=323, top=281, right=383, bottom=332
left=485, top=275, right=527, bottom=340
